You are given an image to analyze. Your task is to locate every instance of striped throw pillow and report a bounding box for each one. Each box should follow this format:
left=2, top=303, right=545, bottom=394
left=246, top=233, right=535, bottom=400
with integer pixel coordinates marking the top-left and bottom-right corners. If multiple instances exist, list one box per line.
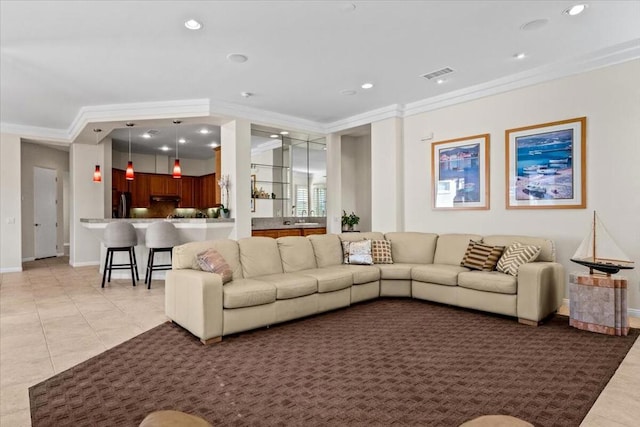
left=460, top=240, right=504, bottom=271
left=496, top=242, right=541, bottom=276
left=371, top=239, right=393, bottom=264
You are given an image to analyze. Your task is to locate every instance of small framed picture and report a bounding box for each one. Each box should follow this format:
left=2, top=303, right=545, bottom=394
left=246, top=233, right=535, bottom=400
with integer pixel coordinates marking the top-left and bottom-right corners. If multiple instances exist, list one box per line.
left=505, top=117, right=586, bottom=209
left=431, top=134, right=490, bottom=210
left=250, top=174, right=256, bottom=212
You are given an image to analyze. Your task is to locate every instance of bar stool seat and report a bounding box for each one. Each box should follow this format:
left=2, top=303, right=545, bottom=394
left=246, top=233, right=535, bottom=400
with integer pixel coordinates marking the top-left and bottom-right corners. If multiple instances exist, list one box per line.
left=144, top=221, right=180, bottom=289
left=101, top=222, right=139, bottom=288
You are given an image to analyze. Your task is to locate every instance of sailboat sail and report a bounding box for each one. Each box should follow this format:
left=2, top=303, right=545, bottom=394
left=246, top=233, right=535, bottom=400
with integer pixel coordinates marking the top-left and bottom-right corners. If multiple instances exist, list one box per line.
left=571, top=212, right=634, bottom=274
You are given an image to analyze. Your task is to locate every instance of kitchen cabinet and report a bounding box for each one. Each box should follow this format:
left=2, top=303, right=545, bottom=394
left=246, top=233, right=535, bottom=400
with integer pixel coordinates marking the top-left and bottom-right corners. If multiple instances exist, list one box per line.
left=149, top=174, right=179, bottom=196
left=130, top=173, right=150, bottom=208
left=301, top=227, right=326, bottom=236
left=199, top=173, right=217, bottom=208
left=112, top=169, right=127, bottom=193
left=179, top=177, right=195, bottom=207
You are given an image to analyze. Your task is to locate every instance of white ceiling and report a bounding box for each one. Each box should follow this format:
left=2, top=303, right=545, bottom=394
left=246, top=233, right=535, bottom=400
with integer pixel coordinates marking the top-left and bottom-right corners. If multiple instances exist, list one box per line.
left=1, top=1, right=639, bottom=143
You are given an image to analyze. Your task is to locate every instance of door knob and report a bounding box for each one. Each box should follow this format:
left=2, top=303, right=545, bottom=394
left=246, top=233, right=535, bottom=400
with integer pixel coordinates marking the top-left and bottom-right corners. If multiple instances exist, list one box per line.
left=34, top=223, right=40, bottom=226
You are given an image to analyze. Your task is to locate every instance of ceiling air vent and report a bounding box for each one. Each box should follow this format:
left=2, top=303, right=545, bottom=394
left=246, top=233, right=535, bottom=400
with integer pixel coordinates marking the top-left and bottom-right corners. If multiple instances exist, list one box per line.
left=146, top=129, right=159, bottom=135
left=420, top=67, right=454, bottom=80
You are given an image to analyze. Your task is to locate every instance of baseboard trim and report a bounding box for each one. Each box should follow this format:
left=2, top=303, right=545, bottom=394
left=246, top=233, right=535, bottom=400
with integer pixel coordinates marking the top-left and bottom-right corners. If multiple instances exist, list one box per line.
left=71, top=261, right=100, bottom=267
left=0, top=267, right=23, bottom=273
left=563, top=298, right=639, bottom=318
left=22, top=257, right=35, bottom=262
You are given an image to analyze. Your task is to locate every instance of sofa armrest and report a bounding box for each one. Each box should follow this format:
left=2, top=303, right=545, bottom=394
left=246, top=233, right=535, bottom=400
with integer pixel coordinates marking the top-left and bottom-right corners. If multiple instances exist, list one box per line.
left=516, top=262, right=565, bottom=322
left=165, top=269, right=223, bottom=343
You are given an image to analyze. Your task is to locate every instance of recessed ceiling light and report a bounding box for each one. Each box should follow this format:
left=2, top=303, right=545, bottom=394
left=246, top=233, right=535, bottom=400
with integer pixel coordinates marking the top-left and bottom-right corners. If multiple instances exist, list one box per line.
left=280, top=131, right=289, bottom=135
left=199, top=129, right=210, bottom=135
left=141, top=133, right=151, bottom=139
left=361, top=83, right=374, bottom=89
left=436, top=78, right=447, bottom=84
left=270, top=134, right=279, bottom=138
left=514, top=53, right=526, bottom=60
left=160, top=146, right=170, bottom=151
left=241, top=91, right=252, bottom=98
left=184, top=19, right=202, bottom=30
left=178, top=138, right=186, bottom=144
left=564, top=4, right=587, bottom=16
left=340, top=89, right=357, bottom=96
left=520, top=19, right=549, bottom=31
left=227, top=53, right=248, bottom=63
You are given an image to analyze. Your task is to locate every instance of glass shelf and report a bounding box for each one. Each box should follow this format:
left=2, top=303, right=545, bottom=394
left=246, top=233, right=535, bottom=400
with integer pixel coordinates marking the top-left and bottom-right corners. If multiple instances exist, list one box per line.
left=251, top=163, right=290, bottom=169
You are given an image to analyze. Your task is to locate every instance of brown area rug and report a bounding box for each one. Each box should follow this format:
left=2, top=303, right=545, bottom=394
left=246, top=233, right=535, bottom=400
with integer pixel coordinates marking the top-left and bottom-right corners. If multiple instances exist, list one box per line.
left=30, top=299, right=638, bottom=427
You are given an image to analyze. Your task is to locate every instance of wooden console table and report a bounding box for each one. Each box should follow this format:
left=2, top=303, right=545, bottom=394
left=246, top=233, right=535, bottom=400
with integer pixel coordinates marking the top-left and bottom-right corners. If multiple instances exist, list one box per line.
left=569, top=273, right=629, bottom=336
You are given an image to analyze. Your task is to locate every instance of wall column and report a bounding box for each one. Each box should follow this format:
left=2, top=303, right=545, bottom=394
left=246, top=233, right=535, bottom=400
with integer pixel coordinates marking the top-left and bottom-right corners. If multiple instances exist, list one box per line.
left=325, top=133, right=342, bottom=234
left=0, top=134, right=22, bottom=272
left=221, top=119, right=251, bottom=239
left=371, top=117, right=404, bottom=232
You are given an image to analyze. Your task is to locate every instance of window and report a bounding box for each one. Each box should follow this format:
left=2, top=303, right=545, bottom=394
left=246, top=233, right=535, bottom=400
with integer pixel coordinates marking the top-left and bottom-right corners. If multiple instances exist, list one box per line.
left=313, top=186, right=326, bottom=216
left=295, top=186, right=308, bottom=216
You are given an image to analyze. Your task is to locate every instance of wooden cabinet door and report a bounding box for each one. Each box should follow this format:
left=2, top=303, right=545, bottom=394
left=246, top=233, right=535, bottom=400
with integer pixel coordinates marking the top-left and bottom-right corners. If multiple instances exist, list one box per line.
left=148, top=174, right=166, bottom=195
left=199, top=173, right=217, bottom=208
left=130, top=173, right=150, bottom=207
left=278, top=229, right=302, bottom=237
left=179, top=177, right=195, bottom=207
left=252, top=229, right=280, bottom=238
left=166, top=175, right=179, bottom=196
left=301, top=228, right=326, bottom=236
left=112, top=169, right=127, bottom=193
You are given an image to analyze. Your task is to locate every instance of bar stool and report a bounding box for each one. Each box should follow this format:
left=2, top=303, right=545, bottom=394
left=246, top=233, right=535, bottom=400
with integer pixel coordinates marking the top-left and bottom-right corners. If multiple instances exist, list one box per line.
left=144, top=221, right=180, bottom=289
left=101, top=222, right=139, bottom=288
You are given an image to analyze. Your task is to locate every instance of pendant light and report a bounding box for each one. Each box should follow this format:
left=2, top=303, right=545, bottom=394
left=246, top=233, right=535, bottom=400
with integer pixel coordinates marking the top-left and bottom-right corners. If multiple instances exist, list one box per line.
left=172, top=119, right=182, bottom=179
left=92, top=128, right=102, bottom=183
left=125, top=122, right=135, bottom=180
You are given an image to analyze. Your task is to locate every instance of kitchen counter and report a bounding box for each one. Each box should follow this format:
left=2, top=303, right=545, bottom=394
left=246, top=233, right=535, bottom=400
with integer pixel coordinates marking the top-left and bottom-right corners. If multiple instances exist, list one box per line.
left=81, top=218, right=234, bottom=225
left=251, top=222, right=326, bottom=231
left=251, top=217, right=326, bottom=231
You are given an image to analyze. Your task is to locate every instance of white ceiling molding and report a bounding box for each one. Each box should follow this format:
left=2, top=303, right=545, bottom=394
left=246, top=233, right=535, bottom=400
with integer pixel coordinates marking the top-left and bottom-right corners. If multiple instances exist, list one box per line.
left=68, top=98, right=211, bottom=142
left=0, top=122, right=69, bottom=143
left=402, top=39, right=640, bottom=119
left=208, top=99, right=327, bottom=136
left=324, top=104, right=404, bottom=135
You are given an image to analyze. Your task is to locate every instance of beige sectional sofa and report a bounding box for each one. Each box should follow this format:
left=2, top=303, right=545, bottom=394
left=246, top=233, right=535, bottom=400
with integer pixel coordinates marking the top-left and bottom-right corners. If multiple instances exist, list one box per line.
left=165, top=232, right=565, bottom=344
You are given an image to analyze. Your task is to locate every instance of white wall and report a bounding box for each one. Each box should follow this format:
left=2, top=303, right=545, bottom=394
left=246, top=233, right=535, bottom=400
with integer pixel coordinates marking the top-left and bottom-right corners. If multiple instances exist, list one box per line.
left=0, top=134, right=22, bottom=272
left=221, top=119, right=251, bottom=239
left=341, top=135, right=372, bottom=231
left=20, top=142, right=69, bottom=260
left=402, top=59, right=640, bottom=311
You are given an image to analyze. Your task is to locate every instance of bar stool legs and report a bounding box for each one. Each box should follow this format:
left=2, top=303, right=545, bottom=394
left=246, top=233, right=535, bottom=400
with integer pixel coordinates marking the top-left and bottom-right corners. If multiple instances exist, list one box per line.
left=101, top=246, right=139, bottom=288
left=144, top=247, right=173, bottom=289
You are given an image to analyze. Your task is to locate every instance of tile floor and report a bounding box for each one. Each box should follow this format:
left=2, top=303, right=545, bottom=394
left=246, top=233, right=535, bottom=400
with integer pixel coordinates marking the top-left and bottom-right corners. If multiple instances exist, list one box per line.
left=0, top=257, right=638, bottom=426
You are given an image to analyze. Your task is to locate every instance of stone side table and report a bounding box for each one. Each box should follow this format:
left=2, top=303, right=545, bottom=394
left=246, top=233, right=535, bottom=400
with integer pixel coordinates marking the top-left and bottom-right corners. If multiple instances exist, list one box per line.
left=569, top=273, right=629, bottom=336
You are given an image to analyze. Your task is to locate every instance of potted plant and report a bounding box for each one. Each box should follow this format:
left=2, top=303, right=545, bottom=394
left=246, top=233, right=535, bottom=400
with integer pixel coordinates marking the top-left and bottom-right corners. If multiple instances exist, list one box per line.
left=341, top=210, right=360, bottom=231
left=219, top=204, right=230, bottom=218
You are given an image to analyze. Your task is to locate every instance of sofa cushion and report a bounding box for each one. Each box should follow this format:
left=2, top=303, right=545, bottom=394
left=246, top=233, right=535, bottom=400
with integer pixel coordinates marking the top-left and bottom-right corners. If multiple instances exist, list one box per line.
left=299, top=268, right=353, bottom=293
left=195, top=249, right=233, bottom=283
left=308, top=234, right=343, bottom=267
left=433, top=234, right=483, bottom=266
left=377, top=263, right=422, bottom=280
left=483, top=235, right=555, bottom=262
left=371, top=239, right=393, bottom=264
left=173, top=239, right=243, bottom=280
left=257, top=273, right=317, bottom=300
left=238, top=237, right=284, bottom=278
left=223, top=279, right=276, bottom=309
left=345, top=240, right=373, bottom=265
left=460, top=241, right=504, bottom=271
left=277, top=236, right=317, bottom=272
left=384, top=232, right=438, bottom=264
left=496, top=242, right=541, bottom=276
left=458, top=271, right=517, bottom=294
left=336, top=264, right=381, bottom=284
left=412, top=264, right=469, bottom=286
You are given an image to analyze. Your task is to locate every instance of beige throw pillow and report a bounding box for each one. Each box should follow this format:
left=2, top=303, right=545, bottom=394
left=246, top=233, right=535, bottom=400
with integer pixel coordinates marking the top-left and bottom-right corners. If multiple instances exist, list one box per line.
left=348, top=240, right=373, bottom=265
left=196, top=249, right=233, bottom=283
left=496, top=242, right=541, bottom=276
left=460, top=240, right=504, bottom=271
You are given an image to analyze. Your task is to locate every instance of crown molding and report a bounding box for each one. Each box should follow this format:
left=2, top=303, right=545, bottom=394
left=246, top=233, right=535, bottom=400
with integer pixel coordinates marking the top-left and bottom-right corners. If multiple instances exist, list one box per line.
left=402, top=39, right=640, bottom=119
left=0, top=122, right=69, bottom=142
left=324, top=104, right=404, bottom=135
left=68, top=98, right=211, bottom=141
left=208, top=99, right=327, bottom=135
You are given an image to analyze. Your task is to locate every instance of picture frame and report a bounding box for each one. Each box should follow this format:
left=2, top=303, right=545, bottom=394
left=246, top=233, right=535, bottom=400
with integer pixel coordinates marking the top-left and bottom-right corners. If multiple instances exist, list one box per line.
left=505, top=117, right=586, bottom=209
left=250, top=174, right=256, bottom=212
left=431, top=134, right=490, bottom=210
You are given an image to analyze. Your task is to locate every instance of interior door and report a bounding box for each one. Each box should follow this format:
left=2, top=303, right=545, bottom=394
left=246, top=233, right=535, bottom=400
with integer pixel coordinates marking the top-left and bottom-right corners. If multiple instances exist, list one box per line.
left=34, top=167, right=57, bottom=259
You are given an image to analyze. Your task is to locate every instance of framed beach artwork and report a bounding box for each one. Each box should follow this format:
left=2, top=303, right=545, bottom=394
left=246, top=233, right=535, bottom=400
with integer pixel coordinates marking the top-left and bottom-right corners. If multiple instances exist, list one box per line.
left=431, top=134, right=490, bottom=210
left=505, top=117, right=586, bottom=209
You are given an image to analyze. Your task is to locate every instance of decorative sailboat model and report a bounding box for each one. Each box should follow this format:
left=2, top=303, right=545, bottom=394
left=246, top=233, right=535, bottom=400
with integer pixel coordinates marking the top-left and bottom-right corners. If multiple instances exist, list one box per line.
left=571, top=211, right=635, bottom=275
